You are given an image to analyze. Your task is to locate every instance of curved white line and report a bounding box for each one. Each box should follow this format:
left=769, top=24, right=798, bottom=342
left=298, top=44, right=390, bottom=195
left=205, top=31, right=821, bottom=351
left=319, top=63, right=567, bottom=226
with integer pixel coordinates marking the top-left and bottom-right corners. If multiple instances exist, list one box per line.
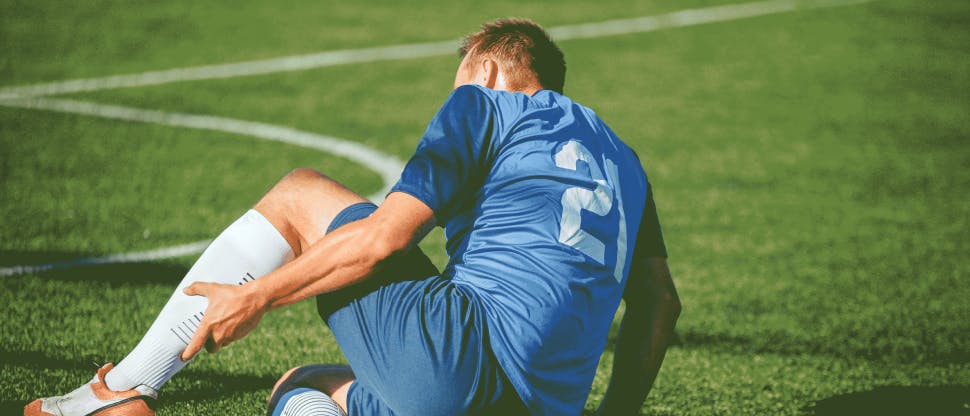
left=3, top=97, right=404, bottom=199
left=0, top=98, right=404, bottom=277
left=0, top=0, right=874, bottom=277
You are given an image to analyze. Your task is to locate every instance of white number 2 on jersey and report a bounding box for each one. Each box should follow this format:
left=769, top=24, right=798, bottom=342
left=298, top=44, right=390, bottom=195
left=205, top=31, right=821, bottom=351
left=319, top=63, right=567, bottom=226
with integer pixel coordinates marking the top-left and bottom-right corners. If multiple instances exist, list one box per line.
left=555, top=140, right=628, bottom=283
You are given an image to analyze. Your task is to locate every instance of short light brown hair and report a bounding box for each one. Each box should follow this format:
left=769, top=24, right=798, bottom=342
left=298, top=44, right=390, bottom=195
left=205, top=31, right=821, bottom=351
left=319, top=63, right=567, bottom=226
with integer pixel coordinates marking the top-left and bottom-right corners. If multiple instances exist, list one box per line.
left=459, top=18, right=566, bottom=93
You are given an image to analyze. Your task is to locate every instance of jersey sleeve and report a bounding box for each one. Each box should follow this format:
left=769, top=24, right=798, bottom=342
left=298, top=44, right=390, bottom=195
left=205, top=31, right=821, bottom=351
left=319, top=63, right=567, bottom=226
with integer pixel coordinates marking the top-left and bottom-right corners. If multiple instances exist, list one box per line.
left=390, top=85, right=497, bottom=223
left=635, top=184, right=668, bottom=258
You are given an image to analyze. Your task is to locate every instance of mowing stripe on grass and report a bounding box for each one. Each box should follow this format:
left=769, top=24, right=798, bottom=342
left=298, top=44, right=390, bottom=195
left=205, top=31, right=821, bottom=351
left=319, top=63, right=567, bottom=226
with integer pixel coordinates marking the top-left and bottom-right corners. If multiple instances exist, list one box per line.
left=0, top=241, right=212, bottom=278
left=0, top=0, right=874, bottom=277
left=0, top=0, right=874, bottom=100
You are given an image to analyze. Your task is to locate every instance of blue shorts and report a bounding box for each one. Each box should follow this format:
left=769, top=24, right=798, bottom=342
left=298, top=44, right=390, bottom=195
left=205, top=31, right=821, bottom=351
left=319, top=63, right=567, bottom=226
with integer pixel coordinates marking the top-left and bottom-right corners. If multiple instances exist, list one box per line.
left=316, top=203, right=526, bottom=416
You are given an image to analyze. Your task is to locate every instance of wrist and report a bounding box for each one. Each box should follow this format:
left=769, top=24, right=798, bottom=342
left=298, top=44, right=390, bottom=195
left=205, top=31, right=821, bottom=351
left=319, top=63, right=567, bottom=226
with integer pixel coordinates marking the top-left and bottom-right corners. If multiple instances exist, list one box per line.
left=242, top=279, right=273, bottom=312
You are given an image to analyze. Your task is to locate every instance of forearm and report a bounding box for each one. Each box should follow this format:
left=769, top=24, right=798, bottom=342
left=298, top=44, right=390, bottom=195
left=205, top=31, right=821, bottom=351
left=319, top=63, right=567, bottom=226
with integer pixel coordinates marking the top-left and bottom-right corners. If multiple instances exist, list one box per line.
left=179, top=192, right=434, bottom=360
left=598, top=296, right=680, bottom=415
left=247, top=218, right=393, bottom=310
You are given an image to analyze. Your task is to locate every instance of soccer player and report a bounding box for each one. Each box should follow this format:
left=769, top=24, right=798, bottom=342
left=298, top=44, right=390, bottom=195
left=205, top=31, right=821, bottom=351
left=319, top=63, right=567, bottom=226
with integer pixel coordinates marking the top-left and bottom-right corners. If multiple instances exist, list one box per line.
left=26, top=18, right=680, bottom=416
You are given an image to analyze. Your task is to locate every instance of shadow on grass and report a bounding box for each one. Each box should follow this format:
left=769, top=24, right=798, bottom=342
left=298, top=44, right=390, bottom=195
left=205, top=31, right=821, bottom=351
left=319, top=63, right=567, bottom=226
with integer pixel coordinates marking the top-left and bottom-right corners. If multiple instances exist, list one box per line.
left=154, top=370, right=278, bottom=409
left=0, top=345, right=278, bottom=412
left=806, top=386, right=970, bottom=415
left=0, top=249, right=189, bottom=286
left=0, top=347, right=79, bottom=370
left=667, top=329, right=970, bottom=366
left=0, top=401, right=28, bottom=415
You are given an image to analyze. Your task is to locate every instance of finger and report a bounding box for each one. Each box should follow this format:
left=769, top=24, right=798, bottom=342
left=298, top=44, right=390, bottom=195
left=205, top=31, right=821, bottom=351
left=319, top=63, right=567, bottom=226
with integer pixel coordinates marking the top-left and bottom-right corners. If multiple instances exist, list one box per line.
left=181, top=323, right=210, bottom=361
left=183, top=281, right=211, bottom=296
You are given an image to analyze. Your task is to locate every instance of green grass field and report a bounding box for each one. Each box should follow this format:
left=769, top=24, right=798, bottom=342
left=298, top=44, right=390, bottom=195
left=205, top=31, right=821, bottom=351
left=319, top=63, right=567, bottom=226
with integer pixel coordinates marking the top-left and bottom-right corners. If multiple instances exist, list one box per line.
left=2, top=0, right=969, bottom=414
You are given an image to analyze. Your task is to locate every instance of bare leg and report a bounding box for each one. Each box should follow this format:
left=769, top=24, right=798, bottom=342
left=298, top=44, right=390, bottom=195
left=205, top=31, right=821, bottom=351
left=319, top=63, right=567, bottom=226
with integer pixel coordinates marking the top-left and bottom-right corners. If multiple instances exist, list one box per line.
left=28, top=168, right=371, bottom=416
left=254, top=167, right=369, bottom=256
left=103, top=168, right=367, bottom=391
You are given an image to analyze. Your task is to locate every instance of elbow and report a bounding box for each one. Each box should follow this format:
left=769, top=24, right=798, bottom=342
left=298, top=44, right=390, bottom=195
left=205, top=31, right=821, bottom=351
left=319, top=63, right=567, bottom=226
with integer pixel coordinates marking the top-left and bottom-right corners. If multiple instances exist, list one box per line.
left=668, top=292, right=682, bottom=322
left=624, top=286, right=681, bottom=324
left=348, top=211, right=424, bottom=270
left=657, top=287, right=682, bottom=325
left=365, top=236, right=399, bottom=265
left=362, top=227, right=411, bottom=266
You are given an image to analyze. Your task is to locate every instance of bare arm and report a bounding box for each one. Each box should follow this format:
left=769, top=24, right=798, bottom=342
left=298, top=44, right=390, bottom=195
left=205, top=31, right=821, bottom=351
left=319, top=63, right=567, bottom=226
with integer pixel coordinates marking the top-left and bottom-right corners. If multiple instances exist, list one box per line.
left=180, top=192, right=434, bottom=360
left=596, top=257, right=681, bottom=415
left=254, top=192, right=435, bottom=309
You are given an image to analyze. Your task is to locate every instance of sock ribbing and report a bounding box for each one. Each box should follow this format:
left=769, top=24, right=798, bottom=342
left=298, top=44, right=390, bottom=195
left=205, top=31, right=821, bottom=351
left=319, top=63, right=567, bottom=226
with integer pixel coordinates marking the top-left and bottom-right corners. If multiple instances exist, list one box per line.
left=274, top=388, right=345, bottom=416
left=104, top=209, right=293, bottom=391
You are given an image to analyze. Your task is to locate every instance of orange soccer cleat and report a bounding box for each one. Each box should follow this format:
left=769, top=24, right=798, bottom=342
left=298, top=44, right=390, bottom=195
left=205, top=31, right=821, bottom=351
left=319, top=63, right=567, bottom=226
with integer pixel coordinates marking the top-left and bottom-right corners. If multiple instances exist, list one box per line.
left=24, top=363, right=156, bottom=416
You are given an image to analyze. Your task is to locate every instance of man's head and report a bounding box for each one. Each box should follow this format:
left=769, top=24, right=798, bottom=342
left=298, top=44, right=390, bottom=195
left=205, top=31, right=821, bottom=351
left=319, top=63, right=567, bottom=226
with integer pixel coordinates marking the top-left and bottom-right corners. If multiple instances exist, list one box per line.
left=454, top=18, right=566, bottom=95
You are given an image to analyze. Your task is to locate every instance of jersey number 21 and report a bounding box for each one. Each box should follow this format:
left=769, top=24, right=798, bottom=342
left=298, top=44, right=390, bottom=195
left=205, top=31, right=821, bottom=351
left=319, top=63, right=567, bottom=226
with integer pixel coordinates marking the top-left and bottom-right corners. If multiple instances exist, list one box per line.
left=555, top=140, right=628, bottom=283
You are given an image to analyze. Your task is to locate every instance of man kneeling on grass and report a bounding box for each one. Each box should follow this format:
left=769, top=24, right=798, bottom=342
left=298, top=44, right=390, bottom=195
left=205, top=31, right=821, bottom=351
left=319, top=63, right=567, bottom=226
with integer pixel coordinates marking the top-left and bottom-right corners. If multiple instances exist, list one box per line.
left=27, top=18, right=680, bottom=416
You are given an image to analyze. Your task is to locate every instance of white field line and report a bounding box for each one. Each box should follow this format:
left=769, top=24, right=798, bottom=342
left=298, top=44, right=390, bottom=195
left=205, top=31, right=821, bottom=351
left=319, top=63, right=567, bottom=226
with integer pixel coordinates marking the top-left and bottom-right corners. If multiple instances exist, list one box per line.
left=0, top=97, right=404, bottom=277
left=0, top=97, right=404, bottom=201
left=0, top=0, right=874, bottom=101
left=0, top=41, right=457, bottom=101
left=0, top=0, right=873, bottom=277
left=550, top=0, right=873, bottom=39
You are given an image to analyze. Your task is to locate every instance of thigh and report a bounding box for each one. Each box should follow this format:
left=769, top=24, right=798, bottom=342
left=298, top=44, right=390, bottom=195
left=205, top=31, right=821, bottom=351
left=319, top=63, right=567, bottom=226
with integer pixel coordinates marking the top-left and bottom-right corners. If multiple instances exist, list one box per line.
left=316, top=200, right=526, bottom=415
left=325, top=276, right=517, bottom=416
left=343, top=382, right=398, bottom=416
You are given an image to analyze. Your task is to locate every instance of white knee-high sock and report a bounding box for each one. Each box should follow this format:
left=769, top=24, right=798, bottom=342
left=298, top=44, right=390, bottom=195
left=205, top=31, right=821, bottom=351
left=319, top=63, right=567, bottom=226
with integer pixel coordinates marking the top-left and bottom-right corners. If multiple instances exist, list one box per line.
left=104, top=209, right=293, bottom=391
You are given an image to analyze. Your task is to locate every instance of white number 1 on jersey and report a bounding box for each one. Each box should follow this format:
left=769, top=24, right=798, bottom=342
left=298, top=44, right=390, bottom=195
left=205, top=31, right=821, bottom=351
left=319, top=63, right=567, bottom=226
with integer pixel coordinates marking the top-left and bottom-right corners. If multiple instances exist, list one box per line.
left=555, top=140, right=628, bottom=283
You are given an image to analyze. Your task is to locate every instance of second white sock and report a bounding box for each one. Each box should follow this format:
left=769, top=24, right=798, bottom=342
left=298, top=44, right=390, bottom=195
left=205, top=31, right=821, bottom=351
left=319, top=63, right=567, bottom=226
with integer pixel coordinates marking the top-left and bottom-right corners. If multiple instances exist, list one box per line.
left=276, top=388, right=346, bottom=416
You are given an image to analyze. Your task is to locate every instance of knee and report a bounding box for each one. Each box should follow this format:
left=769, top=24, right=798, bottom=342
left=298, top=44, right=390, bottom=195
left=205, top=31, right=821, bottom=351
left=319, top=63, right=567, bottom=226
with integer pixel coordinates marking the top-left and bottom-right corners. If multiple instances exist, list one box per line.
left=270, top=364, right=354, bottom=397
left=283, top=167, right=324, bottom=185
left=268, top=365, right=322, bottom=414
left=270, top=366, right=305, bottom=398
left=266, top=168, right=323, bottom=198
left=255, top=168, right=321, bottom=216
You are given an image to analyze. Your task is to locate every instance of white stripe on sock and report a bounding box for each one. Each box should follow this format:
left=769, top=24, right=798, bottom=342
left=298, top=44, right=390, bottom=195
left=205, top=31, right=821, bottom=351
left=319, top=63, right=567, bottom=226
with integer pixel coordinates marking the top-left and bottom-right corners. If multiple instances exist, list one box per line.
left=282, top=390, right=345, bottom=416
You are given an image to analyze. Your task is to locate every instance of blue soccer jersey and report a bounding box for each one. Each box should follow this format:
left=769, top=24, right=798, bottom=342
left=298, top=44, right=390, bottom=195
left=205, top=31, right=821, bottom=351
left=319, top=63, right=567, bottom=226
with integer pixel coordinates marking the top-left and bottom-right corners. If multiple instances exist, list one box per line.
left=391, top=85, right=651, bottom=415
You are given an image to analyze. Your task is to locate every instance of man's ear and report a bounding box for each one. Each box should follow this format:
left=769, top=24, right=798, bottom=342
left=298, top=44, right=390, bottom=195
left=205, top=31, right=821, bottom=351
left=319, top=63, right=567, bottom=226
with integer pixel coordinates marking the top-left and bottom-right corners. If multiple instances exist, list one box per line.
left=480, top=58, right=500, bottom=89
